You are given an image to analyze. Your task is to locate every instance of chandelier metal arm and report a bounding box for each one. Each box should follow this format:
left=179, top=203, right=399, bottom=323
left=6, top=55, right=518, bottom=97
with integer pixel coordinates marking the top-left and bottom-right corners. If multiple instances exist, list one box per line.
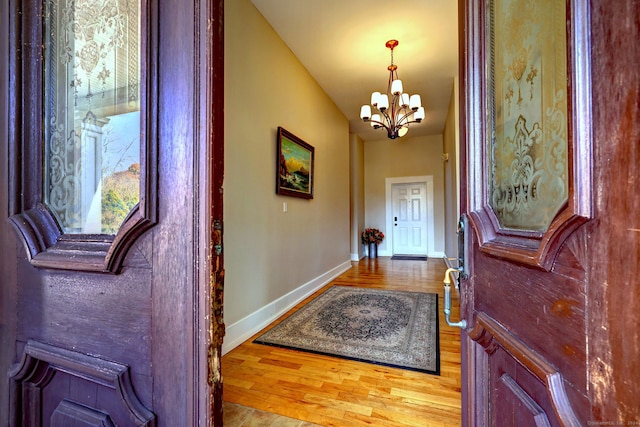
left=364, top=107, right=423, bottom=139
left=368, top=108, right=422, bottom=127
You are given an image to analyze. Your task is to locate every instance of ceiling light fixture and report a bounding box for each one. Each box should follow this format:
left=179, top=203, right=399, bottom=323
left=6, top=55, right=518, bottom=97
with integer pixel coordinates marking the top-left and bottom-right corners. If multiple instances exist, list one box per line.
left=359, top=40, right=425, bottom=139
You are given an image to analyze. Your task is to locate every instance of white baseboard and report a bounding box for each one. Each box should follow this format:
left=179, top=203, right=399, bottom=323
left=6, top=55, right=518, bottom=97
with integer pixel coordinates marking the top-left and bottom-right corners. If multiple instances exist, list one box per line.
left=221, top=260, right=353, bottom=355
left=350, top=252, right=362, bottom=261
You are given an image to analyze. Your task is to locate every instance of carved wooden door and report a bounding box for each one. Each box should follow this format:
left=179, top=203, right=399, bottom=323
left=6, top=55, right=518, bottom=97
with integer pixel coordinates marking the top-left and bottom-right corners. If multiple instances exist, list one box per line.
left=459, top=0, right=639, bottom=425
left=0, top=0, right=225, bottom=425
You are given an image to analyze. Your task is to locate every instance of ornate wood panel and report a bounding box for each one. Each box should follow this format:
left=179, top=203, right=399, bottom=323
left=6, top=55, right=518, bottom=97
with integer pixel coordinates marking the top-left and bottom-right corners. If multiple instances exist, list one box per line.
left=464, top=0, right=592, bottom=272
left=469, top=313, right=581, bottom=426
left=0, top=0, right=225, bottom=424
left=459, top=0, right=597, bottom=425
left=9, top=341, right=155, bottom=426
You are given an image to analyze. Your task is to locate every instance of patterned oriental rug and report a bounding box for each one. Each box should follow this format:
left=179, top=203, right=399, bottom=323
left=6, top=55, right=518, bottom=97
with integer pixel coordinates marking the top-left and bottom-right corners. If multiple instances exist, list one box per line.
left=254, top=286, right=440, bottom=375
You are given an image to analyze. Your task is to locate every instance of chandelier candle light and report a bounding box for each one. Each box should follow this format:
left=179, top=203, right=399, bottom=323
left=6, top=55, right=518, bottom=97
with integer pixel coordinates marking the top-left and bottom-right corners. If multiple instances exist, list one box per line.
left=360, top=40, right=425, bottom=139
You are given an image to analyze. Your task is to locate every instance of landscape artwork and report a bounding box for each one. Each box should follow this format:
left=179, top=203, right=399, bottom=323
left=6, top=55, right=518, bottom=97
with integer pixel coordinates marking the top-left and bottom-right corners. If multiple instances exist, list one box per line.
left=276, top=127, right=314, bottom=199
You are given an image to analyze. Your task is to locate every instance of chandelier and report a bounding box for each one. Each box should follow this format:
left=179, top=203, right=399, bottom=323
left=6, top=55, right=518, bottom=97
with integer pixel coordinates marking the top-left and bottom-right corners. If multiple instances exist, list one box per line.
left=359, top=40, right=425, bottom=139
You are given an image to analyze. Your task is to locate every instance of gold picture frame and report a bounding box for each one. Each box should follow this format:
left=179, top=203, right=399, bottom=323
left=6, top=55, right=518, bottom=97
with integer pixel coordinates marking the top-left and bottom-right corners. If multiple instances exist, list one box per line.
left=276, top=127, right=314, bottom=199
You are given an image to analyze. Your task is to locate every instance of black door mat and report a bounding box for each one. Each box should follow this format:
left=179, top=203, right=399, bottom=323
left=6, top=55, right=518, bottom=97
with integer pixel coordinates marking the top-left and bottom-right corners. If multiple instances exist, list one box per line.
left=391, top=255, right=428, bottom=261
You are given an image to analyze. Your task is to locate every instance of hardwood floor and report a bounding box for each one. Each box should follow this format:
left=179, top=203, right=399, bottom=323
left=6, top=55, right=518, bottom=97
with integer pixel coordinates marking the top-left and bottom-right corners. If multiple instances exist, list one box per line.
left=222, top=257, right=462, bottom=427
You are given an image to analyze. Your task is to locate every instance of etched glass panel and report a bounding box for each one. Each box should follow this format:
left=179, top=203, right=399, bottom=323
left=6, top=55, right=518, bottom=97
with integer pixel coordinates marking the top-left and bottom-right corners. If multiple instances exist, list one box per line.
left=44, top=0, right=141, bottom=234
left=488, top=0, right=568, bottom=231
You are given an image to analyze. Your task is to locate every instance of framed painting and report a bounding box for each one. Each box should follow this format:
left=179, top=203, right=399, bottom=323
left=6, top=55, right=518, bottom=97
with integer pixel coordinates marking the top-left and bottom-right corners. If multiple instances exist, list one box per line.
left=276, top=127, right=314, bottom=199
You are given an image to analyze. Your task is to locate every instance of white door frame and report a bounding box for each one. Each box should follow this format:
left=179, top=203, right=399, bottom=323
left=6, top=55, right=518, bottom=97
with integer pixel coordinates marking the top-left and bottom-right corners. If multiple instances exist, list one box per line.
left=385, top=176, right=435, bottom=257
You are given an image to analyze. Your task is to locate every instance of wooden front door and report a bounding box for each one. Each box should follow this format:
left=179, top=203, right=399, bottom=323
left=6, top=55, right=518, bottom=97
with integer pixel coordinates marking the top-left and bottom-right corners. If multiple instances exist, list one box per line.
left=459, top=0, right=640, bottom=425
left=0, top=0, right=225, bottom=425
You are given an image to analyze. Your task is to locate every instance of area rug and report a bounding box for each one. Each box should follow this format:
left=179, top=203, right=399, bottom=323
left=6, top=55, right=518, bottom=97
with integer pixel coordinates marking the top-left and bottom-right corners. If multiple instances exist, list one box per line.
left=254, top=286, right=440, bottom=375
left=391, top=255, right=428, bottom=261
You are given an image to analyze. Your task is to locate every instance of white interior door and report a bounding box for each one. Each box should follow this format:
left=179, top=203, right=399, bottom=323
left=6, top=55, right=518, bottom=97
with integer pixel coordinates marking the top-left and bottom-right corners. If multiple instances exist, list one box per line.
left=391, top=182, right=428, bottom=255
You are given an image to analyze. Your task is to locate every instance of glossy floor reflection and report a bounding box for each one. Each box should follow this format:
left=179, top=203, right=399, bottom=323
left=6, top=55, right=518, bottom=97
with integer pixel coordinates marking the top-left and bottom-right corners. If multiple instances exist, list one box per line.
left=222, top=258, right=461, bottom=426
left=223, top=402, right=323, bottom=426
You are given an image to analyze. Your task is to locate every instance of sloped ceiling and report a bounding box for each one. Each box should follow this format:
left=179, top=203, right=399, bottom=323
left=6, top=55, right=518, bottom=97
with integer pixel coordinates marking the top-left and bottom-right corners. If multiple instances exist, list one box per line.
left=251, top=0, right=459, bottom=141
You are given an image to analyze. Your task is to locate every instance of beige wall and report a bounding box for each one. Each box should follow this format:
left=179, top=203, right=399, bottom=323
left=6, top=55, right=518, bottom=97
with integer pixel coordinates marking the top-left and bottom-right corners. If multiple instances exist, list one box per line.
left=443, top=79, right=460, bottom=259
left=224, top=0, right=350, bottom=336
left=364, top=135, right=446, bottom=256
left=349, top=134, right=365, bottom=260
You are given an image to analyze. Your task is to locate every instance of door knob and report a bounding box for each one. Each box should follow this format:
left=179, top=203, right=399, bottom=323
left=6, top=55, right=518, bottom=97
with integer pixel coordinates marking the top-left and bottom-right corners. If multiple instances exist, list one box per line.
left=441, top=214, right=469, bottom=330
left=443, top=268, right=467, bottom=329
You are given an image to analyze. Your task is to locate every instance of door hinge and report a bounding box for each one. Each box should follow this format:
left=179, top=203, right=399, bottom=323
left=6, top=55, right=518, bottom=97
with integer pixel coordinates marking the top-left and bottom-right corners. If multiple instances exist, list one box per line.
left=207, top=268, right=225, bottom=385
left=213, top=219, right=223, bottom=256
left=208, top=219, right=225, bottom=386
left=207, top=344, right=220, bottom=385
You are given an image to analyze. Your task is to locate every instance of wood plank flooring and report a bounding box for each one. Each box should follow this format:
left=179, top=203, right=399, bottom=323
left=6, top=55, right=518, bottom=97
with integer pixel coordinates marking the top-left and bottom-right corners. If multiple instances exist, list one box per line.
left=222, top=257, right=462, bottom=426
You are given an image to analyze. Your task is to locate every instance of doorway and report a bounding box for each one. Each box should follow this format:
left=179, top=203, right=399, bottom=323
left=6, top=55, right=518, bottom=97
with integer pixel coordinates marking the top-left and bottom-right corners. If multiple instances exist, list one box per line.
left=385, top=176, right=435, bottom=257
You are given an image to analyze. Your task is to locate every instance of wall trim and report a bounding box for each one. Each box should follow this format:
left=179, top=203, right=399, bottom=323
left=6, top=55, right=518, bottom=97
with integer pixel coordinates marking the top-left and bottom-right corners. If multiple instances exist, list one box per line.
left=222, top=260, right=353, bottom=355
